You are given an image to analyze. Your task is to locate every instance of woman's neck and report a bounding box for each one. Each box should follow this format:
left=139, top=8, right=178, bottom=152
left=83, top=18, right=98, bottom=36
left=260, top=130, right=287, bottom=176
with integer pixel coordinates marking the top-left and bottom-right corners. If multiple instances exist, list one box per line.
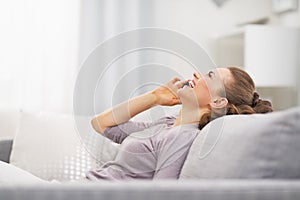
left=173, top=106, right=209, bottom=126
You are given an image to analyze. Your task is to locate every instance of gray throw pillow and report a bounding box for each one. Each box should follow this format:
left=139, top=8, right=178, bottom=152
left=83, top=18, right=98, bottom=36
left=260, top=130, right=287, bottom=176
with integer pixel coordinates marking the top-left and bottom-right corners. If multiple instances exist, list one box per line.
left=180, top=107, right=300, bottom=179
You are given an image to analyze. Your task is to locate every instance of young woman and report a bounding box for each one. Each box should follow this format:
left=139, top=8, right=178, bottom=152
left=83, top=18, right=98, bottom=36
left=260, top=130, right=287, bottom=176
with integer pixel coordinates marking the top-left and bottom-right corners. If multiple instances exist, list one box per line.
left=0, top=66, right=273, bottom=183
left=86, top=67, right=273, bottom=181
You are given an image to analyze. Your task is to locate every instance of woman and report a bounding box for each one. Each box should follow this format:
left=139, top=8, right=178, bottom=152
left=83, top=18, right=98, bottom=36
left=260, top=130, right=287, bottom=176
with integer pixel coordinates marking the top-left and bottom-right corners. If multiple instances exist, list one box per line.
left=0, top=67, right=273, bottom=183
left=86, top=67, right=273, bottom=181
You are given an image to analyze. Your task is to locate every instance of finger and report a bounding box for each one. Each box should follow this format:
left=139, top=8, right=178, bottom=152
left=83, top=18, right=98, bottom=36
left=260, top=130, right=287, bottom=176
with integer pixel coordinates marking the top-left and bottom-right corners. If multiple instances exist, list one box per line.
left=172, top=97, right=182, bottom=105
left=175, top=80, right=187, bottom=88
left=171, top=77, right=181, bottom=84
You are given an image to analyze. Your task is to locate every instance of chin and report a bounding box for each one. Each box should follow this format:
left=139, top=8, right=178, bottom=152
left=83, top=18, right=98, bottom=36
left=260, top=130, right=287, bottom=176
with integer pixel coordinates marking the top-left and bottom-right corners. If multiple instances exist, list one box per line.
left=178, top=90, right=199, bottom=106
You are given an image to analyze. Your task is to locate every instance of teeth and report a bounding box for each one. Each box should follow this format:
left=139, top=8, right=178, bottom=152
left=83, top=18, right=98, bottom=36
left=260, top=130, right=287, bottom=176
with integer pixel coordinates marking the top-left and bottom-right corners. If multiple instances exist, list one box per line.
left=181, top=80, right=195, bottom=88
left=189, top=81, right=195, bottom=88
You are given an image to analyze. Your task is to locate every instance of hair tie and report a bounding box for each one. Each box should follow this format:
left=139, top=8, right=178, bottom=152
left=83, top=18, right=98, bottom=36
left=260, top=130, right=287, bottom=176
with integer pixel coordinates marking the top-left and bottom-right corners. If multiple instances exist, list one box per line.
left=252, top=92, right=260, bottom=107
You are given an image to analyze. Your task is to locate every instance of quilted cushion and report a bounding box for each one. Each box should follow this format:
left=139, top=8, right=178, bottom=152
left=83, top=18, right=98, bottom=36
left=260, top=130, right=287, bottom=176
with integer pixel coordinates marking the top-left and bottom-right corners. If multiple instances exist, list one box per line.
left=10, top=111, right=119, bottom=182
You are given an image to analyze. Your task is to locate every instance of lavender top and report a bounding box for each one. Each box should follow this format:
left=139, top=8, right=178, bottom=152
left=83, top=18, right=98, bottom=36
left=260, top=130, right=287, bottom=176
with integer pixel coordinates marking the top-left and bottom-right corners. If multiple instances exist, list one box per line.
left=85, top=116, right=200, bottom=181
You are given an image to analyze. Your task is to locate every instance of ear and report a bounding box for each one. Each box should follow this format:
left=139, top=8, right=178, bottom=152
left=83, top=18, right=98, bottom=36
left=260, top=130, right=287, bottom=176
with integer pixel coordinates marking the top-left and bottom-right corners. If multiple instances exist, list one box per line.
left=210, top=97, right=228, bottom=109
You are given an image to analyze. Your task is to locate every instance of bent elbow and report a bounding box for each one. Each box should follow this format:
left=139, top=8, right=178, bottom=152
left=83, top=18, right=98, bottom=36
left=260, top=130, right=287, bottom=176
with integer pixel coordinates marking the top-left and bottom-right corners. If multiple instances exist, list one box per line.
left=91, top=118, right=105, bottom=134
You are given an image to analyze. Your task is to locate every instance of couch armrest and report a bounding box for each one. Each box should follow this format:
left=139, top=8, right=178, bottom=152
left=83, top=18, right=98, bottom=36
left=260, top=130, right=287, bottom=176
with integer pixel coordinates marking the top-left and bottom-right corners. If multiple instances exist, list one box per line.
left=0, top=140, right=13, bottom=163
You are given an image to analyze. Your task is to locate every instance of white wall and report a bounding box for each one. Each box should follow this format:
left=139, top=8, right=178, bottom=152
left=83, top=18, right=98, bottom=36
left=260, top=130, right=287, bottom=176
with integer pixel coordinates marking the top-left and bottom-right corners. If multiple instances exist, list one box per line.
left=150, top=0, right=299, bottom=61
left=0, top=0, right=81, bottom=113
left=79, top=0, right=300, bottom=112
left=150, top=0, right=273, bottom=61
left=2, top=0, right=297, bottom=114
left=149, top=0, right=300, bottom=108
left=271, top=0, right=300, bottom=27
left=79, top=0, right=300, bottom=62
left=79, top=0, right=277, bottom=69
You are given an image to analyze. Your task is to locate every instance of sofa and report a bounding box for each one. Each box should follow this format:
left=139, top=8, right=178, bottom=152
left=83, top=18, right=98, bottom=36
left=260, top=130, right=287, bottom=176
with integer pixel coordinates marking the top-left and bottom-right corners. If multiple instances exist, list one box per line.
left=0, top=107, right=300, bottom=200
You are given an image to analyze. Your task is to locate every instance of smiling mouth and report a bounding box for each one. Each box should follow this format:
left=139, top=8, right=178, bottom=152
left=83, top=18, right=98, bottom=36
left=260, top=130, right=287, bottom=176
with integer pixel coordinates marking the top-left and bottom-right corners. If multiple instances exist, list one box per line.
left=189, top=80, right=195, bottom=88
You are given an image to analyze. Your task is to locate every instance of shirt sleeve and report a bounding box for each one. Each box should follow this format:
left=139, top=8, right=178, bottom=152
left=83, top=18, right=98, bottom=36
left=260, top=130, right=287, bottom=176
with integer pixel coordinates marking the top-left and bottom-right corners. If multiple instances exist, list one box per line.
left=102, top=116, right=176, bottom=144
left=102, top=121, right=152, bottom=144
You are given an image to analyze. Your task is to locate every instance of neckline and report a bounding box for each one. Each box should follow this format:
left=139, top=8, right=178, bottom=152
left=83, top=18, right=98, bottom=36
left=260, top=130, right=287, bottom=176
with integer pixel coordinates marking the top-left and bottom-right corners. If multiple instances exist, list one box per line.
left=168, top=122, right=199, bottom=129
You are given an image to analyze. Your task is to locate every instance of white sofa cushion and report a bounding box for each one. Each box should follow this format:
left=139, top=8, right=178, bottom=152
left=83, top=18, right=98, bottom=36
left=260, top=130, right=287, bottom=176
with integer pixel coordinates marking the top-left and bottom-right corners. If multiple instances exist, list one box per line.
left=0, top=160, right=47, bottom=184
left=10, top=111, right=119, bottom=182
left=0, top=107, right=20, bottom=140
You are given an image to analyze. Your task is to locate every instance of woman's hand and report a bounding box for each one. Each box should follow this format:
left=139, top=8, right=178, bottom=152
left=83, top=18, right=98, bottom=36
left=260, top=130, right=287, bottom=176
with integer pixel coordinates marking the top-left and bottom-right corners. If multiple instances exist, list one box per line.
left=151, top=77, right=185, bottom=106
left=92, top=77, right=185, bottom=134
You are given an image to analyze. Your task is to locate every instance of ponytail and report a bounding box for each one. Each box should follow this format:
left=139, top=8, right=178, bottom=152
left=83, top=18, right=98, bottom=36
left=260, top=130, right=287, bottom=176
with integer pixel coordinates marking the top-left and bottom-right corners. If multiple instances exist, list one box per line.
left=251, top=92, right=273, bottom=113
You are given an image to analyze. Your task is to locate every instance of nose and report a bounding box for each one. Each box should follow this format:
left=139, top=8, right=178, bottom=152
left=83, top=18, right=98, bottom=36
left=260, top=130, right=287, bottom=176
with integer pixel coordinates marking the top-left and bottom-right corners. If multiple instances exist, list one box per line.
left=193, top=72, right=201, bottom=79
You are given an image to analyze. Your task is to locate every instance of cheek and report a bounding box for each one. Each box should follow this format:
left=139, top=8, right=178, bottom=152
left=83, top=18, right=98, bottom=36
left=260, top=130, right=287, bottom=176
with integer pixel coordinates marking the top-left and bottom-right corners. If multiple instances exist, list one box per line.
left=195, top=83, right=211, bottom=106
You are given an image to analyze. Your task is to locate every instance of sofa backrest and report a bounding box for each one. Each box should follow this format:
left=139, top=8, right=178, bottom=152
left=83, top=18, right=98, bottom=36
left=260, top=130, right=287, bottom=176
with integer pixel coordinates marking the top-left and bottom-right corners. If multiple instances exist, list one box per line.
left=180, top=107, right=300, bottom=179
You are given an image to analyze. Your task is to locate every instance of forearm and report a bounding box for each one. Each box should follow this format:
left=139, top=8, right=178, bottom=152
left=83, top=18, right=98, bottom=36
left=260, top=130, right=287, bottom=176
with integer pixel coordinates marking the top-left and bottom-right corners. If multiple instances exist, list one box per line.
left=91, top=92, right=157, bottom=133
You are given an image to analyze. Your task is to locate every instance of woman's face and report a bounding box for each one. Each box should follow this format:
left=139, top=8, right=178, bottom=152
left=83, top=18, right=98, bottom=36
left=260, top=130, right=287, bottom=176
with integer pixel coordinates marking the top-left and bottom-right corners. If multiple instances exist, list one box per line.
left=178, top=68, right=233, bottom=109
